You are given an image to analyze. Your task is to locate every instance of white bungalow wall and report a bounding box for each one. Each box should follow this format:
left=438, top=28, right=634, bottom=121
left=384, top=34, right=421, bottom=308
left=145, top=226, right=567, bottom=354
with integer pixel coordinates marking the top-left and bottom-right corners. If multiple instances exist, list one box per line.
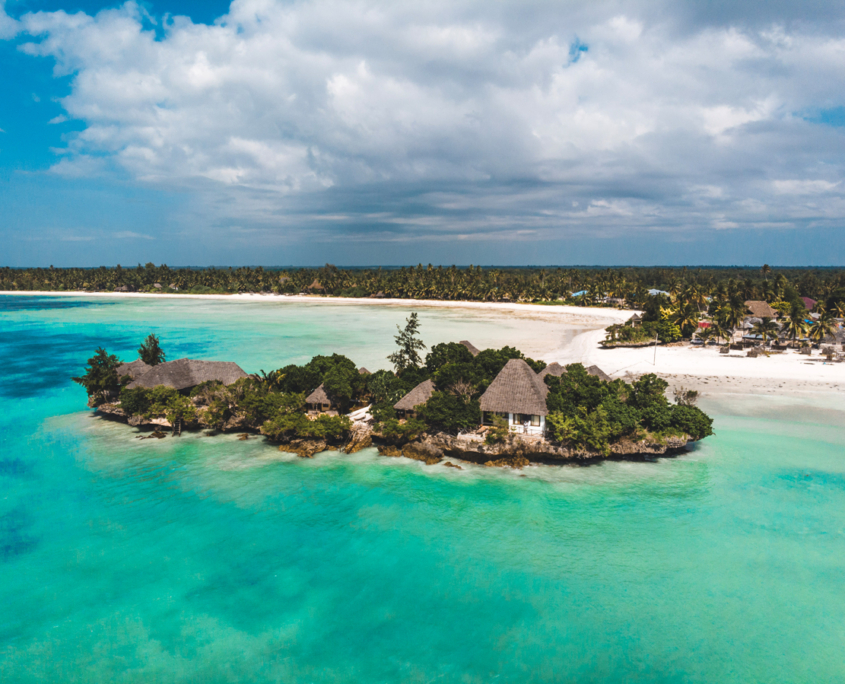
left=507, top=413, right=545, bottom=436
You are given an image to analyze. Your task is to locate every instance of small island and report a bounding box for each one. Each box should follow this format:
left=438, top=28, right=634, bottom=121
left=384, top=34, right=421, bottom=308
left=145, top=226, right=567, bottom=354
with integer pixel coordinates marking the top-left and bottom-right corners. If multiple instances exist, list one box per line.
left=74, top=316, right=714, bottom=468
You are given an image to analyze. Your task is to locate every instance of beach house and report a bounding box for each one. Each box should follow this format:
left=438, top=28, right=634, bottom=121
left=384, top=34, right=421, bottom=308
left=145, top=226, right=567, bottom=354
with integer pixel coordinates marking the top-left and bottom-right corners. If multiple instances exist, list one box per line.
left=744, top=300, right=778, bottom=319
left=479, top=358, right=548, bottom=435
left=126, top=358, right=248, bottom=393
left=394, top=379, right=436, bottom=418
left=459, top=340, right=481, bottom=357
left=305, top=384, right=337, bottom=415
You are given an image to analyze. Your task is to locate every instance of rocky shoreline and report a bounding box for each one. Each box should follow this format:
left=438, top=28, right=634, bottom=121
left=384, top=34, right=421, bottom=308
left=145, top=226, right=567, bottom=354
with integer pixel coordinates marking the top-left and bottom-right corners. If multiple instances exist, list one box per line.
left=95, top=403, right=695, bottom=468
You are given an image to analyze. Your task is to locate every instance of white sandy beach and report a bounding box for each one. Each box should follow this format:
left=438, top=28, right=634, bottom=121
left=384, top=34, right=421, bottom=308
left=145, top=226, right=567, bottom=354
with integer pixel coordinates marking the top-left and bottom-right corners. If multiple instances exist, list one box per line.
left=556, top=327, right=845, bottom=397
left=3, top=290, right=843, bottom=396
left=0, top=289, right=631, bottom=327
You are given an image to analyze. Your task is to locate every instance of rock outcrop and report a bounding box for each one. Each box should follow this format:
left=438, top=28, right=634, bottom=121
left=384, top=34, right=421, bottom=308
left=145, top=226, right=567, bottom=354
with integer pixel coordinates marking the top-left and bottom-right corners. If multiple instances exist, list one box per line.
left=278, top=438, right=329, bottom=459
left=94, top=402, right=693, bottom=467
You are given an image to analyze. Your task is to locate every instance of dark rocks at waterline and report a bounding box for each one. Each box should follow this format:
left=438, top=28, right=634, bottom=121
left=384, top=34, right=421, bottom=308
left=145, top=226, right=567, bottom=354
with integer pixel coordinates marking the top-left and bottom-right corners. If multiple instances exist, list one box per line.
left=94, top=404, right=696, bottom=467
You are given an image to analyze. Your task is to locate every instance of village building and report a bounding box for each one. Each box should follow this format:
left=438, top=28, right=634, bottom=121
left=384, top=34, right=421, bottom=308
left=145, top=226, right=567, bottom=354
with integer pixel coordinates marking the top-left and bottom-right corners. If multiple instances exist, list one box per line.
left=459, top=340, right=481, bottom=357
left=305, top=279, right=325, bottom=294
left=586, top=365, right=612, bottom=382
left=479, top=358, right=548, bottom=435
left=745, top=300, right=778, bottom=319
left=394, top=379, right=436, bottom=418
left=358, top=367, right=371, bottom=375
left=126, top=358, right=248, bottom=393
left=116, top=359, right=152, bottom=380
left=537, top=362, right=566, bottom=380
left=305, top=384, right=337, bottom=415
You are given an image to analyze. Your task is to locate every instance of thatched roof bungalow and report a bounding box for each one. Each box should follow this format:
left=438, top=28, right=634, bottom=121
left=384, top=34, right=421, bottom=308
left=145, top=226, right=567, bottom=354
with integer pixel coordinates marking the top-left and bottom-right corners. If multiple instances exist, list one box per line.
left=117, top=359, right=152, bottom=380
left=394, top=379, right=436, bottom=416
left=459, top=340, right=481, bottom=357
left=306, top=279, right=325, bottom=293
left=537, top=362, right=566, bottom=380
left=586, top=365, right=612, bottom=382
left=305, top=384, right=336, bottom=413
left=479, top=358, right=548, bottom=435
left=358, top=367, right=371, bottom=375
left=126, top=358, right=248, bottom=392
left=745, top=300, right=778, bottom=319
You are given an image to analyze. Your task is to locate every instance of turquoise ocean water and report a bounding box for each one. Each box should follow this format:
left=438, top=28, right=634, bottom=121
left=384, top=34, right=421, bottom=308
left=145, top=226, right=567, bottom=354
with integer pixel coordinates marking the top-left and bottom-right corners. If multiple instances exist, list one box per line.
left=1, top=295, right=844, bottom=683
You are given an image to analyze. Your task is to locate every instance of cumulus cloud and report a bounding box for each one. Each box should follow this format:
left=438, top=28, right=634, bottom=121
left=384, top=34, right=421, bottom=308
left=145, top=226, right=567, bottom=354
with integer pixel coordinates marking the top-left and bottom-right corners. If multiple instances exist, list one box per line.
left=0, top=0, right=19, bottom=39
left=6, top=0, right=845, bottom=249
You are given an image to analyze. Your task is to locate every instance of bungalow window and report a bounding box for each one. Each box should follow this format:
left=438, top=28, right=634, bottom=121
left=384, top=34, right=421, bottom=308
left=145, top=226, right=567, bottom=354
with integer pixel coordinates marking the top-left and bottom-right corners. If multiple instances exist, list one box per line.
left=531, top=415, right=541, bottom=427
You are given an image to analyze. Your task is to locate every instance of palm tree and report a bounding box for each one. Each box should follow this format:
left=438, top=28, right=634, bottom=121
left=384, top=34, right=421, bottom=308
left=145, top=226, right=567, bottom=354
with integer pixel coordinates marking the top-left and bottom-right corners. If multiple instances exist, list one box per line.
left=784, top=312, right=809, bottom=348
left=668, top=302, right=701, bottom=338
left=750, top=317, right=779, bottom=345
left=709, top=320, right=730, bottom=345
left=809, top=312, right=836, bottom=344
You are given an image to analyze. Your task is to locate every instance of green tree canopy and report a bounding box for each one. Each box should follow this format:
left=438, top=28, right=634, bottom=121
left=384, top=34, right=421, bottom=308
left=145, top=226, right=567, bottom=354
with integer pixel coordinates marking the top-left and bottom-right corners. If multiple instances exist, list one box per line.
left=388, top=313, right=426, bottom=372
left=72, top=348, right=123, bottom=405
left=138, top=334, right=166, bottom=366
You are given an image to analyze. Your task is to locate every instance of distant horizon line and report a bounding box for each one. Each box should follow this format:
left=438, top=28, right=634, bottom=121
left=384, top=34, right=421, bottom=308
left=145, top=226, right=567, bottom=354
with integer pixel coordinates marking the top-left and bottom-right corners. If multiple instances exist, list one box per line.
left=4, top=264, right=845, bottom=270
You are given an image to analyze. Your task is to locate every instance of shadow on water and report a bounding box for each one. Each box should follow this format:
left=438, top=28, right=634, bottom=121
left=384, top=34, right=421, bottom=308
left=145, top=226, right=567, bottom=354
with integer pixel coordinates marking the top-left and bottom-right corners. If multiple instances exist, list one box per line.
left=0, top=296, right=109, bottom=313
left=0, top=459, right=33, bottom=478
left=0, top=329, right=137, bottom=398
left=0, top=507, right=38, bottom=562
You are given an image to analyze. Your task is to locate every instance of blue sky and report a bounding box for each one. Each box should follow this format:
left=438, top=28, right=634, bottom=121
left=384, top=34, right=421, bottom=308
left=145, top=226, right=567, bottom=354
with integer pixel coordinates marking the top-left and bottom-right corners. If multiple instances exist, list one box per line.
left=2, top=0, right=845, bottom=267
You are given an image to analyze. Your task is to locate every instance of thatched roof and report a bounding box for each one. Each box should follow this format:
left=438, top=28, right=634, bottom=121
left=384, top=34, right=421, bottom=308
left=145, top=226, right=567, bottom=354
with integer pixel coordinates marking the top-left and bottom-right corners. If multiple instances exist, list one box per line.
left=537, top=362, right=566, bottom=379
left=307, top=279, right=325, bottom=291
left=116, top=359, right=152, bottom=380
left=306, top=384, right=332, bottom=405
left=745, top=300, right=778, bottom=318
left=586, top=365, right=612, bottom=382
left=459, top=340, right=481, bottom=357
left=126, top=358, right=248, bottom=390
left=358, top=367, right=371, bottom=375
left=479, top=358, right=549, bottom=416
left=394, top=379, right=436, bottom=411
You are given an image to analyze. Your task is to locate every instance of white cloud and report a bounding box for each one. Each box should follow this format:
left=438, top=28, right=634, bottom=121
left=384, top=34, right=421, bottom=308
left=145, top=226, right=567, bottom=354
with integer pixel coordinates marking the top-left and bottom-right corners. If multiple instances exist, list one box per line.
left=772, top=180, right=839, bottom=195
left=0, top=1, right=18, bottom=39
left=5, top=0, right=845, bottom=244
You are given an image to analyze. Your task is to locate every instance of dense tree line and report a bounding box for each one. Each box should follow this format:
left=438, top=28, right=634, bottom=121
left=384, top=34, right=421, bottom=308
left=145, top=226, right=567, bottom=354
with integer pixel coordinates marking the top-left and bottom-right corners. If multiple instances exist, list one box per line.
left=4, top=263, right=845, bottom=306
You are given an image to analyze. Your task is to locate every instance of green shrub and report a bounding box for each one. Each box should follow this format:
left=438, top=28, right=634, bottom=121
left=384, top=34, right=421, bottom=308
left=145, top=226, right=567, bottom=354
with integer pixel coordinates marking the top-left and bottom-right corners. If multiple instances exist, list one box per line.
left=379, top=417, right=428, bottom=443
left=547, top=406, right=613, bottom=456
left=670, top=405, right=714, bottom=440
left=485, top=414, right=509, bottom=445
left=417, top=392, right=480, bottom=432
left=119, top=387, right=151, bottom=416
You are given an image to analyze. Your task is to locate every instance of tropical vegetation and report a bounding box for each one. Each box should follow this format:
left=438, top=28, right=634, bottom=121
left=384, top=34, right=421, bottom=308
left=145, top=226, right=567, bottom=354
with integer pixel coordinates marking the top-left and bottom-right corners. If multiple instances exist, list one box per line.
left=73, top=316, right=714, bottom=458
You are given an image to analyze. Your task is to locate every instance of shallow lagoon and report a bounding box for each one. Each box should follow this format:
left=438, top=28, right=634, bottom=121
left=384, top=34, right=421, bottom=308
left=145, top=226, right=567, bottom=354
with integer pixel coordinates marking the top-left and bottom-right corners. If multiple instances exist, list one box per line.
left=1, top=295, right=844, bottom=683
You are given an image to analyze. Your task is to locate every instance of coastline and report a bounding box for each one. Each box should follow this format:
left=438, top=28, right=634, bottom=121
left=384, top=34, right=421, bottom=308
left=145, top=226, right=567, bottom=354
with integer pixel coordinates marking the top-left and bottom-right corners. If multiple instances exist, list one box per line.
left=6, top=289, right=843, bottom=399
left=0, top=289, right=628, bottom=318
left=558, top=327, right=845, bottom=399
